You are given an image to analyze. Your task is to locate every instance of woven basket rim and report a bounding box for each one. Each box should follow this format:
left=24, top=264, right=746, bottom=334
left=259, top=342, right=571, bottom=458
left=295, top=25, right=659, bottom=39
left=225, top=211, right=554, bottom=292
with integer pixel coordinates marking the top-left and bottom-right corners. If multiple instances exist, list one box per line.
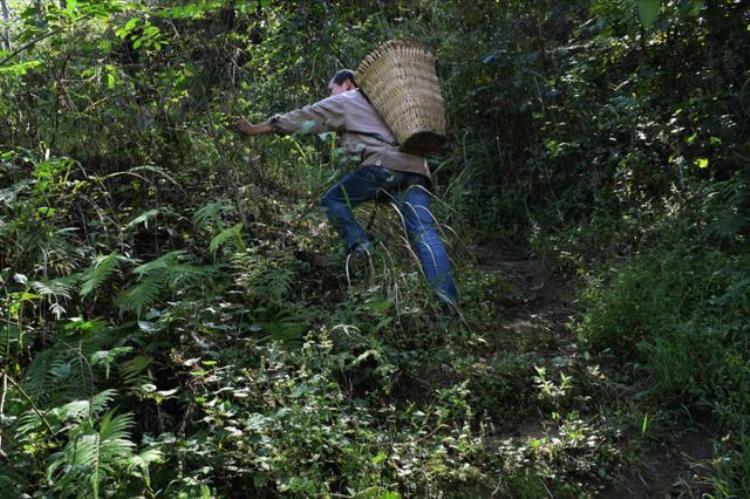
left=355, top=39, right=436, bottom=81
left=355, top=39, right=445, bottom=155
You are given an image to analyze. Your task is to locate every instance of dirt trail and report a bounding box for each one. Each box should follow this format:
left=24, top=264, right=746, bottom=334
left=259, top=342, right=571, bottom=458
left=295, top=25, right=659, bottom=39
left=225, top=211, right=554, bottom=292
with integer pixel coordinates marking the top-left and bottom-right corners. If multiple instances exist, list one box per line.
left=609, top=430, right=713, bottom=498
left=472, top=244, right=713, bottom=497
left=472, top=244, right=573, bottom=354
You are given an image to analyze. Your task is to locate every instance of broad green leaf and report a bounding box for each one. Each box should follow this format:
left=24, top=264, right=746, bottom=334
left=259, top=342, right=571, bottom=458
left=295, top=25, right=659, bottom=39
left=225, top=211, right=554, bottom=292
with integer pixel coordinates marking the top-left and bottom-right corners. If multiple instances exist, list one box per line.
left=637, top=0, right=660, bottom=29
left=695, top=157, right=709, bottom=169
left=678, top=0, right=703, bottom=16
left=372, top=451, right=387, bottom=465
left=116, top=18, right=138, bottom=39
left=37, top=206, right=56, bottom=217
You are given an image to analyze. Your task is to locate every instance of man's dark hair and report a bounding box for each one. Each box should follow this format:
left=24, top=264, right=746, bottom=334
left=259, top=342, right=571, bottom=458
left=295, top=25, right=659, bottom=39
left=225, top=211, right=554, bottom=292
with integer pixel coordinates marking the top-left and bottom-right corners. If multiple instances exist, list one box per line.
left=331, top=69, right=356, bottom=86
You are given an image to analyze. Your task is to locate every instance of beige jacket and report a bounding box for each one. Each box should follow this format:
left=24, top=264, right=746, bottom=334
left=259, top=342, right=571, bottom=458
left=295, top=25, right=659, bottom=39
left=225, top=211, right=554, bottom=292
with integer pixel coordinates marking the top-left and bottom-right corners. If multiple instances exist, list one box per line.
left=268, top=90, right=430, bottom=179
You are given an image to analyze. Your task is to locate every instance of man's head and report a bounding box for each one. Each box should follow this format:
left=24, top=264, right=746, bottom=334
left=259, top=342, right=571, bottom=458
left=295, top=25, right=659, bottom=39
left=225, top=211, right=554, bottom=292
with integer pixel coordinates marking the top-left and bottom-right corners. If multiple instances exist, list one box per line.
left=328, top=69, right=357, bottom=95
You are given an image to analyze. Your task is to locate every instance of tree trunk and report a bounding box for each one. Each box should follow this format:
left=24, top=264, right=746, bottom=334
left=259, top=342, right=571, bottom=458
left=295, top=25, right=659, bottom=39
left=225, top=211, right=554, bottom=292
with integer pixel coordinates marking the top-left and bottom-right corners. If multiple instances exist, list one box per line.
left=0, top=0, right=9, bottom=50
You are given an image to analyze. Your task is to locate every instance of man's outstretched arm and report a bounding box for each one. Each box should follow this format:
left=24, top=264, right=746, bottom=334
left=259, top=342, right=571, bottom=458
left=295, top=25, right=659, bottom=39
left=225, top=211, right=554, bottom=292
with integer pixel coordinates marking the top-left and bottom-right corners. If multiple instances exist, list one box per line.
left=236, top=118, right=273, bottom=136
left=240, top=94, right=347, bottom=137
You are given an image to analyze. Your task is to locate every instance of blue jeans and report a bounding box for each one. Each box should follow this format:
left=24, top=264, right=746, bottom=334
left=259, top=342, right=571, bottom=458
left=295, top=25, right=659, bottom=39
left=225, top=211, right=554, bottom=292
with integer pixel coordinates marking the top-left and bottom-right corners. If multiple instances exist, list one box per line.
left=320, top=164, right=458, bottom=303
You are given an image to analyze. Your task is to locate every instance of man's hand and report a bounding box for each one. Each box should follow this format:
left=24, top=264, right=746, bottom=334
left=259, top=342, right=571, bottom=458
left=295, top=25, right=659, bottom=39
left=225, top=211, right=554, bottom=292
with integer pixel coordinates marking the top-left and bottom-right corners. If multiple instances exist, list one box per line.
left=236, top=118, right=273, bottom=136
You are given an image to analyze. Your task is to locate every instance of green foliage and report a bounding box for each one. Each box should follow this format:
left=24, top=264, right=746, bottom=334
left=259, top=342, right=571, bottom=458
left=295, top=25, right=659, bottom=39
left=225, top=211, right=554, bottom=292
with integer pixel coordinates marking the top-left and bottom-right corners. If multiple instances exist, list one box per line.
left=192, top=199, right=232, bottom=230
left=117, top=251, right=218, bottom=316
left=189, top=334, right=484, bottom=495
left=209, top=222, right=244, bottom=257
left=1, top=0, right=748, bottom=496
left=15, top=388, right=161, bottom=498
left=577, top=242, right=750, bottom=495
left=637, top=0, right=661, bottom=29
left=79, top=251, right=128, bottom=298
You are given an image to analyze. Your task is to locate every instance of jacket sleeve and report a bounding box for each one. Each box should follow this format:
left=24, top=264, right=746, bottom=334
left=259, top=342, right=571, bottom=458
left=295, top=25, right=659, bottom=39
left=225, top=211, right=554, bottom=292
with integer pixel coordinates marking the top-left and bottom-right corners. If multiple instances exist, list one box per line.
left=268, top=94, right=347, bottom=135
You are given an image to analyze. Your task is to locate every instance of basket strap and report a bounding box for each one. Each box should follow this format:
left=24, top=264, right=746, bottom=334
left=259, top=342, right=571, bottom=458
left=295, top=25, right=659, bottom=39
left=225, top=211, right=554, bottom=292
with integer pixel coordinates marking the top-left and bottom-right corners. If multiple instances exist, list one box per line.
left=351, top=89, right=400, bottom=147
left=348, top=129, right=399, bottom=147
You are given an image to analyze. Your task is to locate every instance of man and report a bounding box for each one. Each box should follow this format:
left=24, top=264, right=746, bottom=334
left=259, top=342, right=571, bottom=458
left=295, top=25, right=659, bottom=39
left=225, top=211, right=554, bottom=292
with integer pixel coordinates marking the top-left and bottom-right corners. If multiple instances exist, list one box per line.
left=236, top=69, right=458, bottom=305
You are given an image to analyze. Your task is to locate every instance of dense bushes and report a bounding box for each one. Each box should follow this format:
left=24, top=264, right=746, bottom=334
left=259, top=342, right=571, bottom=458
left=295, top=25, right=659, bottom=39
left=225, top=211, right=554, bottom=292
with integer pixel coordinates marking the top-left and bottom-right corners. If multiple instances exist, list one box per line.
left=577, top=243, right=750, bottom=493
left=2, top=0, right=749, bottom=496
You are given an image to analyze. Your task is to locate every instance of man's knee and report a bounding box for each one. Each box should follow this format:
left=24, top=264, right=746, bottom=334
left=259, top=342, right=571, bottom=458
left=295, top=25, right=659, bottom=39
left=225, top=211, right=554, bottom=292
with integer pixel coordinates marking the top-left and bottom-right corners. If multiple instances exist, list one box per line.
left=320, top=193, right=352, bottom=227
left=320, top=190, right=340, bottom=210
left=402, top=206, right=438, bottom=238
left=323, top=184, right=355, bottom=207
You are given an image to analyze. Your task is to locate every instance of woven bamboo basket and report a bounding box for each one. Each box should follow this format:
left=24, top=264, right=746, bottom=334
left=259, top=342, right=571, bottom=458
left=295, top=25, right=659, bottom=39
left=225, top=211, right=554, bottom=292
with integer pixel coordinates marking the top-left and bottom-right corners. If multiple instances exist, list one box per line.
left=355, top=40, right=446, bottom=156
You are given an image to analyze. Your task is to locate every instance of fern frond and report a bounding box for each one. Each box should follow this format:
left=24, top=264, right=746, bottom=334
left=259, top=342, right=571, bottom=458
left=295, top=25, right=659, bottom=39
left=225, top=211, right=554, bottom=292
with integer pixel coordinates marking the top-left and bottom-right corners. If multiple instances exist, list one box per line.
left=50, top=390, right=116, bottom=422
left=56, top=399, right=92, bottom=421
left=24, top=349, right=93, bottom=408
left=23, top=324, right=105, bottom=398
left=31, top=277, right=75, bottom=318
left=209, top=222, right=244, bottom=257
left=49, top=358, right=73, bottom=381
left=17, top=409, right=50, bottom=436
left=93, top=412, right=135, bottom=498
left=23, top=348, right=57, bottom=401
left=233, top=250, right=296, bottom=302
left=116, top=274, right=165, bottom=316
left=90, top=346, right=133, bottom=379
left=193, top=199, right=232, bottom=229
left=98, top=411, right=135, bottom=445
left=265, top=267, right=295, bottom=302
left=128, top=448, right=164, bottom=487
left=79, top=252, right=126, bottom=298
left=31, top=278, right=74, bottom=300
left=47, top=409, right=135, bottom=499
left=133, top=250, right=187, bottom=276
left=44, top=227, right=86, bottom=275
left=708, top=213, right=748, bottom=240
left=167, top=263, right=219, bottom=288
left=90, top=389, right=118, bottom=416
left=49, top=302, right=67, bottom=319
left=48, top=433, right=97, bottom=471
left=120, top=355, right=153, bottom=392
left=118, top=251, right=218, bottom=316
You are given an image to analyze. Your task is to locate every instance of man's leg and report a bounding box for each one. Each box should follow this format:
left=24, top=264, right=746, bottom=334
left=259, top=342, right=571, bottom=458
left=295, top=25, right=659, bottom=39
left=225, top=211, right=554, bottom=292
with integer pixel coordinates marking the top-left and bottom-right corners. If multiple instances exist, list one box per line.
left=320, top=165, right=400, bottom=251
left=396, top=184, right=458, bottom=304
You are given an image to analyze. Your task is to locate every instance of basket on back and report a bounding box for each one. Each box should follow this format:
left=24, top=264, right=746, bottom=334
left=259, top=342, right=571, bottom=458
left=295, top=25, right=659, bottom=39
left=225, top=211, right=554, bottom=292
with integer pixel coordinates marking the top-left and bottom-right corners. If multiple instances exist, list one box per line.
left=355, top=40, right=446, bottom=156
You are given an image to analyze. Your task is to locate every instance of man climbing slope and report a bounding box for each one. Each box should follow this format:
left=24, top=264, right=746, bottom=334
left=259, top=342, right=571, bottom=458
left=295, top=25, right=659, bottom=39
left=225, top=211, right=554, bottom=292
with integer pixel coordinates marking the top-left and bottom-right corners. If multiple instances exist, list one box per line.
left=236, top=69, right=457, bottom=305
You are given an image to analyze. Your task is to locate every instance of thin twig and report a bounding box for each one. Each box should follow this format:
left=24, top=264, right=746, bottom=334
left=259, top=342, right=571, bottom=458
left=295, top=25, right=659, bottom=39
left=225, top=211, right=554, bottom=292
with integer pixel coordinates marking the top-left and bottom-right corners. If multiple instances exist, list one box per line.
left=0, top=11, right=93, bottom=66
left=0, top=369, right=58, bottom=440
left=0, top=372, right=7, bottom=455
left=414, top=423, right=450, bottom=445
left=0, top=29, right=60, bottom=66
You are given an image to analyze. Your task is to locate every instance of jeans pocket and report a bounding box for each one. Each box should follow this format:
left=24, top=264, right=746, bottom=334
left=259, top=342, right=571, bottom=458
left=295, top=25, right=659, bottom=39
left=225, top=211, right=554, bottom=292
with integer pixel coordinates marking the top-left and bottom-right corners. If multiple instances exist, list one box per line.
left=362, top=164, right=398, bottom=185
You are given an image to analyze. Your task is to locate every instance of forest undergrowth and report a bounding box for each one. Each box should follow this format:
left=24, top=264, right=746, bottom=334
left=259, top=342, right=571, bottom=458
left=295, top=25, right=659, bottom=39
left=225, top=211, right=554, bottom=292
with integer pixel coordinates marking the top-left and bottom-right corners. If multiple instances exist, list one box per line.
left=1, top=0, right=748, bottom=497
